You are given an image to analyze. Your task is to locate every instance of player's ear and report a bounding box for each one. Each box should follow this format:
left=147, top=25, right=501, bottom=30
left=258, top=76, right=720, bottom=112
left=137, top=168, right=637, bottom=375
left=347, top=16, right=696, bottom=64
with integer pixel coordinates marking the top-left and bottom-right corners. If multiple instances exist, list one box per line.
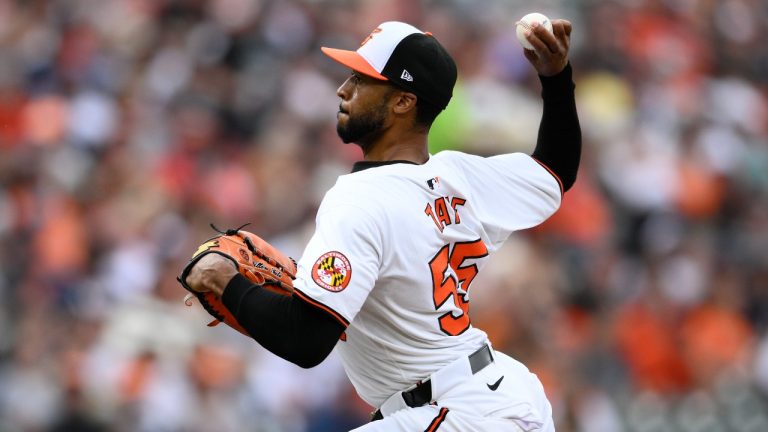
left=392, top=91, right=418, bottom=116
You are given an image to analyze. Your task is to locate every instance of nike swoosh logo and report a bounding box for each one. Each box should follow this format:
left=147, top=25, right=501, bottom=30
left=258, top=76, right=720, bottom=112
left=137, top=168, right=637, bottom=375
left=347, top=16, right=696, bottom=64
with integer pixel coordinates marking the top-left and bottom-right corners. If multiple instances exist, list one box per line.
left=487, top=376, right=504, bottom=391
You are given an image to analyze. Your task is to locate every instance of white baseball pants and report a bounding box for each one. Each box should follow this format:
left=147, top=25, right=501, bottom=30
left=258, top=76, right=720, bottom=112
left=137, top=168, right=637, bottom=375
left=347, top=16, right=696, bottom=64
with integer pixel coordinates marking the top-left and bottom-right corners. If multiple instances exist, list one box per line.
left=352, top=351, right=555, bottom=432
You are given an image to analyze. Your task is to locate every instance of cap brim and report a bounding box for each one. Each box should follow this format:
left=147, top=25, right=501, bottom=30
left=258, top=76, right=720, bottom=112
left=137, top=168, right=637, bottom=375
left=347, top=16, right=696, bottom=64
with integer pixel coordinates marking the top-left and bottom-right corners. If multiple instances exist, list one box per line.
left=321, top=47, right=388, bottom=81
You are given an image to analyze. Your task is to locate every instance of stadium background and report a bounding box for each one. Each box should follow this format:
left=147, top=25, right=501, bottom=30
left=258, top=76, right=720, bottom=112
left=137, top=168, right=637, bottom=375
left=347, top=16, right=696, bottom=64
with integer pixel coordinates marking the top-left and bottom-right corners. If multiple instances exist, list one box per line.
left=0, top=0, right=767, bottom=430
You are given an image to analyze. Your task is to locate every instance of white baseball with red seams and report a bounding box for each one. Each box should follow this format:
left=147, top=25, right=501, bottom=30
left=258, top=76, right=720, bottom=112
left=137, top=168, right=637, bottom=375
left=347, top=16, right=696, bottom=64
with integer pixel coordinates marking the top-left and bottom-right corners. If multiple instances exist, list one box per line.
left=516, top=13, right=554, bottom=50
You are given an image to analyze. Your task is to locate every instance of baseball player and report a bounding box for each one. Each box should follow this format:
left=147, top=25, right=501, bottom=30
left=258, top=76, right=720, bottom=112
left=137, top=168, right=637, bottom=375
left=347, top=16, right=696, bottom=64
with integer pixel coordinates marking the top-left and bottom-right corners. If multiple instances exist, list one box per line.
left=184, top=18, right=579, bottom=431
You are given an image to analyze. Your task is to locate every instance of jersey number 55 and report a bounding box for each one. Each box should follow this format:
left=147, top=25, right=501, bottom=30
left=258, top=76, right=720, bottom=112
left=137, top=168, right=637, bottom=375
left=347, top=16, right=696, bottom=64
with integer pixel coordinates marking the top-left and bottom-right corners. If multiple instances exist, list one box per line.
left=429, top=239, right=489, bottom=336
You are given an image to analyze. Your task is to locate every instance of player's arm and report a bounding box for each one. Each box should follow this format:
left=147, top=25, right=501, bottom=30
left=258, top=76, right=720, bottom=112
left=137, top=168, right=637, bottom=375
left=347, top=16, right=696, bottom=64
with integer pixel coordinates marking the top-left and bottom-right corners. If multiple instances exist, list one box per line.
left=186, top=255, right=344, bottom=369
left=523, top=19, right=582, bottom=193
left=224, top=273, right=345, bottom=368
left=186, top=201, right=378, bottom=368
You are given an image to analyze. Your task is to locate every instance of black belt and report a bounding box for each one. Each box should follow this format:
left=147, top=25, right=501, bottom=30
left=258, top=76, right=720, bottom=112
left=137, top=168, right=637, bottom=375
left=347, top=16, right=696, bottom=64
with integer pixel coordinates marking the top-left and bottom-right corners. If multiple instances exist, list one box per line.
left=370, top=344, right=494, bottom=422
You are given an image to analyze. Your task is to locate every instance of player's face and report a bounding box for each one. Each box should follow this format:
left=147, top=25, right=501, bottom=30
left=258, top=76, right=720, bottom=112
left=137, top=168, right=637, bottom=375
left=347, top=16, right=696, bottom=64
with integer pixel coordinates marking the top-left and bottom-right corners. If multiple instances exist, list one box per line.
left=335, top=71, right=395, bottom=147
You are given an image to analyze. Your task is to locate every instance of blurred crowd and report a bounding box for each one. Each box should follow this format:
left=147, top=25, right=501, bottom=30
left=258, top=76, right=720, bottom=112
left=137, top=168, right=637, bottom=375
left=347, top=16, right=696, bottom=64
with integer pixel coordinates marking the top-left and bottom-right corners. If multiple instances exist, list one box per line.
left=0, top=0, right=767, bottom=431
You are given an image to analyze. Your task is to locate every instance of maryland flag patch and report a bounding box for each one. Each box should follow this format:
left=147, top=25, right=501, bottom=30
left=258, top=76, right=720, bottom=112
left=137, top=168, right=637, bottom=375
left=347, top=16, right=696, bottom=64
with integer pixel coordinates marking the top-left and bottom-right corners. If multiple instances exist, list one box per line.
left=312, top=251, right=352, bottom=292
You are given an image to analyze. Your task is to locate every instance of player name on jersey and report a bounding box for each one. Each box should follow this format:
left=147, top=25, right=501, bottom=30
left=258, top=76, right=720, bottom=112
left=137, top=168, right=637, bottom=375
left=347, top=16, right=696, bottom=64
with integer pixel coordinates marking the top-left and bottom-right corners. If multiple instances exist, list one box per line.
left=424, top=196, right=466, bottom=232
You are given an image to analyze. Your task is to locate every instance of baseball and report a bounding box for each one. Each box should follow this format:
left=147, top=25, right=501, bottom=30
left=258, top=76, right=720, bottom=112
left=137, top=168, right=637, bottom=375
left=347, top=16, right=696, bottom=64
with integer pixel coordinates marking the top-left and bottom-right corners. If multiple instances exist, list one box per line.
left=516, top=12, right=553, bottom=50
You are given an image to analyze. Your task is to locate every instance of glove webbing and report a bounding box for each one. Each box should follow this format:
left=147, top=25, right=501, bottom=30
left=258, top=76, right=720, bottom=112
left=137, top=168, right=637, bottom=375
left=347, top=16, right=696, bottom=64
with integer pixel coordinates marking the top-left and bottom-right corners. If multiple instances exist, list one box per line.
left=211, top=222, right=297, bottom=283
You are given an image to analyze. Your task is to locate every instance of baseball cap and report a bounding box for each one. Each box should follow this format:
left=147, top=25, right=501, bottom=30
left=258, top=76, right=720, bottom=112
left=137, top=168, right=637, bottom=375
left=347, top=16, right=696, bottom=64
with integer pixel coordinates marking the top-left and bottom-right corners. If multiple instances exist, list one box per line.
left=321, top=21, right=457, bottom=110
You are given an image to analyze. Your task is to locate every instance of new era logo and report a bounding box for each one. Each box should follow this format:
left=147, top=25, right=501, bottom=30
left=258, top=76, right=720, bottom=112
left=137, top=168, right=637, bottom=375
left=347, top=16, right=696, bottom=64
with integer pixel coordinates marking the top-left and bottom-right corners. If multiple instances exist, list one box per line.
left=401, top=69, right=413, bottom=82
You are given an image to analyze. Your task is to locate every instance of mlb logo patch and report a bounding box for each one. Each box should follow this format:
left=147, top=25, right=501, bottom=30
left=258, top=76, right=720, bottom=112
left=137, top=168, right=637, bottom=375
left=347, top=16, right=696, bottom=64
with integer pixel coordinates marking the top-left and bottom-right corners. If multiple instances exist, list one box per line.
left=427, top=176, right=440, bottom=190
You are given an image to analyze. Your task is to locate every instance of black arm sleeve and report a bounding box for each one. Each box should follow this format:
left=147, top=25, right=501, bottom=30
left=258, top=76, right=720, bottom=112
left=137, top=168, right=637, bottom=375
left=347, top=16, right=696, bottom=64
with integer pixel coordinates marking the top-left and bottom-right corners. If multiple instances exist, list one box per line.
left=221, top=273, right=345, bottom=368
left=531, top=62, right=581, bottom=192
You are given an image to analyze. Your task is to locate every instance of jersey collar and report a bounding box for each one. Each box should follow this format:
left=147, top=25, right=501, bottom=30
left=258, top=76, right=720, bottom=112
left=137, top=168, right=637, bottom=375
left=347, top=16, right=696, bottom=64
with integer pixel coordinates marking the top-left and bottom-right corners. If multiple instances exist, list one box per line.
left=351, top=160, right=420, bottom=173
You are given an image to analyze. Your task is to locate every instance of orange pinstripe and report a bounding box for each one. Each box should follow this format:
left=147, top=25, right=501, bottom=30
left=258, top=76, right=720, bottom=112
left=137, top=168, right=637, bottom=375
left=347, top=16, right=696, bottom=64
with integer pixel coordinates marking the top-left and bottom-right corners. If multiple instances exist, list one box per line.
left=531, top=156, right=564, bottom=196
left=424, top=407, right=449, bottom=432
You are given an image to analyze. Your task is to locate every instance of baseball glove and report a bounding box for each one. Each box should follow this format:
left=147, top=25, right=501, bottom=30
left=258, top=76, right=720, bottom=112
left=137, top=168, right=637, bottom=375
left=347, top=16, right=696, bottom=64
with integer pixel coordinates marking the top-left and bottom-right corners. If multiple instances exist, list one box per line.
left=178, top=224, right=296, bottom=336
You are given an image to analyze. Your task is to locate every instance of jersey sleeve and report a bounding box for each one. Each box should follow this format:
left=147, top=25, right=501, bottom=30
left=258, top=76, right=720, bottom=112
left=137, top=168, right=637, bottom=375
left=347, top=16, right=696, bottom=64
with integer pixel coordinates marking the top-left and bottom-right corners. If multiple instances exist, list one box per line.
left=453, top=152, right=561, bottom=247
left=292, top=199, right=382, bottom=327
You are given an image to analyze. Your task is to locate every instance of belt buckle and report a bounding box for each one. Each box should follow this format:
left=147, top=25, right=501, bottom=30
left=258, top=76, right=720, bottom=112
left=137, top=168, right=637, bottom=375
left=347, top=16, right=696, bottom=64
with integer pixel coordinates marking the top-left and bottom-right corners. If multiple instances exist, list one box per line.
left=402, top=379, right=432, bottom=408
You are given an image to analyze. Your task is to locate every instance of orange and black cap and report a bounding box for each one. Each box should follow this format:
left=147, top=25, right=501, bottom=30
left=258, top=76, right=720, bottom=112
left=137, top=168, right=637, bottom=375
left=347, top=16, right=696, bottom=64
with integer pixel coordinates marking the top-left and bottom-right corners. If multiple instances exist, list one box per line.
left=321, top=21, right=457, bottom=110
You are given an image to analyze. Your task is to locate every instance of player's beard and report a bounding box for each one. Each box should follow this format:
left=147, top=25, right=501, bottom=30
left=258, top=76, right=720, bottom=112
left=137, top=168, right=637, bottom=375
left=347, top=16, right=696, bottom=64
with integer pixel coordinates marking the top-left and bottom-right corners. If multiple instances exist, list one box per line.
left=336, top=99, right=389, bottom=148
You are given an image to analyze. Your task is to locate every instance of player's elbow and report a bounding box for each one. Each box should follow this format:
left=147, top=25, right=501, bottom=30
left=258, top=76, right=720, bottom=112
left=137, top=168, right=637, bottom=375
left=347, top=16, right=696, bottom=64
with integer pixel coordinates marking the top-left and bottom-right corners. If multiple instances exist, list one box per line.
left=281, top=302, right=344, bottom=368
left=285, top=331, right=339, bottom=369
left=290, top=347, right=332, bottom=369
left=294, top=357, right=322, bottom=369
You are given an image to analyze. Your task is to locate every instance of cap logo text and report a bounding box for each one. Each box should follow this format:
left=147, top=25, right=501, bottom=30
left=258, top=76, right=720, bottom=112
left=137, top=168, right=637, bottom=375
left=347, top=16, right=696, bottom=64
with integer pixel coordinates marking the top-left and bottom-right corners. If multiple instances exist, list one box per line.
left=401, top=69, right=413, bottom=82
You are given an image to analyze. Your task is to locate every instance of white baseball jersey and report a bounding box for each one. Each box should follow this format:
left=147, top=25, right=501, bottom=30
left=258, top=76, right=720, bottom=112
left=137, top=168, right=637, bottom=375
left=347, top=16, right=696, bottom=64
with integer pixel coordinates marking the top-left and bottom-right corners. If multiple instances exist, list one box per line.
left=292, top=150, right=561, bottom=407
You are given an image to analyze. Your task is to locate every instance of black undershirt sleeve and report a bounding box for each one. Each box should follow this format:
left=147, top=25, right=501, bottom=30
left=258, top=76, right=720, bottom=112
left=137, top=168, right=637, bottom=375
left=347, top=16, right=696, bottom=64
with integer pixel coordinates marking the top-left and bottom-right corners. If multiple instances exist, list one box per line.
left=221, top=273, right=345, bottom=368
left=531, top=62, right=582, bottom=192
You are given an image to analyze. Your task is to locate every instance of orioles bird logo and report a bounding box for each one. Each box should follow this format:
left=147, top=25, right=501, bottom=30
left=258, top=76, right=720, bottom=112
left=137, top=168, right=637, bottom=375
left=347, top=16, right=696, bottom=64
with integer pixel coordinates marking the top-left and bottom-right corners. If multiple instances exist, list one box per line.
left=360, top=28, right=382, bottom=47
